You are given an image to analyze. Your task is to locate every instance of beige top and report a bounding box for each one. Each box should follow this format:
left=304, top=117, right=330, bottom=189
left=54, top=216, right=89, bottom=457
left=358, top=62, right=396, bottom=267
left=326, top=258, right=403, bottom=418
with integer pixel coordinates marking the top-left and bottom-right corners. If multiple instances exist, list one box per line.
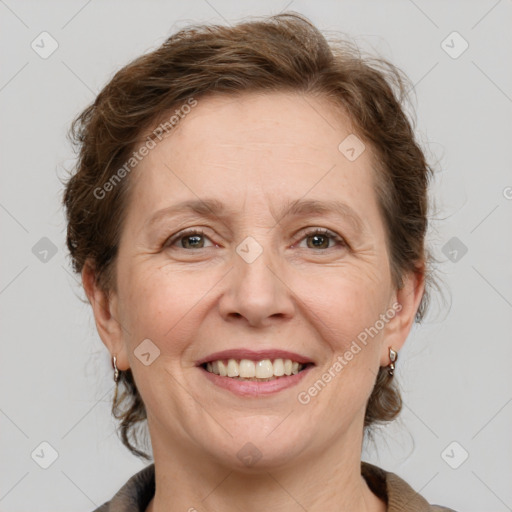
left=92, top=461, right=457, bottom=511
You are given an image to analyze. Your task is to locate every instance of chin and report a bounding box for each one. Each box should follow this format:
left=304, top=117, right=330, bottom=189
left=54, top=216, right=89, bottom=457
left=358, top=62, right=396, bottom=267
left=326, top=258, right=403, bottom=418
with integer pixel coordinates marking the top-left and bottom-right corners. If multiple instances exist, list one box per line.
left=202, top=424, right=308, bottom=471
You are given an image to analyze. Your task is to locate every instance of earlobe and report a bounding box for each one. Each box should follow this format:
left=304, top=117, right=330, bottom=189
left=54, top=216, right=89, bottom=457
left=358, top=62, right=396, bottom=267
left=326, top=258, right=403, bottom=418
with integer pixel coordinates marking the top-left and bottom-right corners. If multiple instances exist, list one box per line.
left=81, top=261, right=130, bottom=371
left=380, top=267, right=425, bottom=366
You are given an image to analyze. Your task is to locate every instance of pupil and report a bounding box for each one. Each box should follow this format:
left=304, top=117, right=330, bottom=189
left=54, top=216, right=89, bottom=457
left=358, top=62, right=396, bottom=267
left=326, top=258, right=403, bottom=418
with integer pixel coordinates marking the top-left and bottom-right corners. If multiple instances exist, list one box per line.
left=310, top=234, right=327, bottom=249
left=185, top=235, right=203, bottom=248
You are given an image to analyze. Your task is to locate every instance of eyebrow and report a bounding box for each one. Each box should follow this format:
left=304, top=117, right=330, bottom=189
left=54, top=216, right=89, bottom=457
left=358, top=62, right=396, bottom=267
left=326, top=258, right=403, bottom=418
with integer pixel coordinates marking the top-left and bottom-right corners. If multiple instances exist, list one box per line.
left=145, top=198, right=365, bottom=232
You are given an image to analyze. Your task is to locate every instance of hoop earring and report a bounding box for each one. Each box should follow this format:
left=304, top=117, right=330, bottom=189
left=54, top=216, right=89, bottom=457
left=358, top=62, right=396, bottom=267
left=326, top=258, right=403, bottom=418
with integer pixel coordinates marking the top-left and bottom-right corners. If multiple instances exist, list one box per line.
left=387, top=347, right=398, bottom=376
left=112, top=355, right=120, bottom=383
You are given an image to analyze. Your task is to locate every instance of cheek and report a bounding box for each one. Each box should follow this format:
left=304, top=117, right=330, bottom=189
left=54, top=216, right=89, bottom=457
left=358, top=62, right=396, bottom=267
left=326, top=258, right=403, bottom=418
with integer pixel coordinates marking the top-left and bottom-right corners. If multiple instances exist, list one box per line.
left=117, top=266, right=198, bottom=354
left=294, top=267, right=390, bottom=343
left=306, top=278, right=388, bottom=395
left=291, top=270, right=390, bottom=409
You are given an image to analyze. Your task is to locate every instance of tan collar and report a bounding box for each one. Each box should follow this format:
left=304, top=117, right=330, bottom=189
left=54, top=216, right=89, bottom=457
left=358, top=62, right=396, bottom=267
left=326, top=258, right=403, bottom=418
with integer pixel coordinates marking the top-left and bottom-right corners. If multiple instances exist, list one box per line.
left=361, top=461, right=452, bottom=511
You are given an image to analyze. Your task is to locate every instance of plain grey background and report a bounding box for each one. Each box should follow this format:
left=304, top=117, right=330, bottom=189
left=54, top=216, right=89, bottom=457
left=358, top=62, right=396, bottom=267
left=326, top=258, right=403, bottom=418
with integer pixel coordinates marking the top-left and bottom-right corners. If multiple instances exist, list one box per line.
left=1, top=1, right=511, bottom=511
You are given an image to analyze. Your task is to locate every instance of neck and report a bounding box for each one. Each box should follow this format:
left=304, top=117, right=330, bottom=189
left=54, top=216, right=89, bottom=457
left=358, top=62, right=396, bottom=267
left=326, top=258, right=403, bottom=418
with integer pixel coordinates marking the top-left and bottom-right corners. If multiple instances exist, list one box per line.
left=145, top=419, right=386, bottom=512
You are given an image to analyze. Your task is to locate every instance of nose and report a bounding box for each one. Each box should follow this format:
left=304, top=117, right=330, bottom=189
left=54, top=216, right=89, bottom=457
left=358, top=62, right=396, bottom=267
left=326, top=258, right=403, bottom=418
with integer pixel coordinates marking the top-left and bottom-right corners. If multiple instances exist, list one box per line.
left=218, top=241, right=295, bottom=327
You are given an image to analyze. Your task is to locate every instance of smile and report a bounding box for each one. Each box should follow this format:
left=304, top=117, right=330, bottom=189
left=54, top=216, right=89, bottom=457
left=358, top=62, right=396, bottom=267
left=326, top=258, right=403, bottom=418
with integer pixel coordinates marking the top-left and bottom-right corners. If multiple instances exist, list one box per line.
left=199, top=358, right=314, bottom=396
left=203, top=358, right=311, bottom=381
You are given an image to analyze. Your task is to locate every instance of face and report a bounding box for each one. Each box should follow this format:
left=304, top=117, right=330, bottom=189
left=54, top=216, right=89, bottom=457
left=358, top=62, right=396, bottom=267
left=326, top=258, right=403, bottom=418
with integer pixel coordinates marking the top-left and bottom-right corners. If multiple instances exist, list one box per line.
left=86, top=91, right=422, bottom=471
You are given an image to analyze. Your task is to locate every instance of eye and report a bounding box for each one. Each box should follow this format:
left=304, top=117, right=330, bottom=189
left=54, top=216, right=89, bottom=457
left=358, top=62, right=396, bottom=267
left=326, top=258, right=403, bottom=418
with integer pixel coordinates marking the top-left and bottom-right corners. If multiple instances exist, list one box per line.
left=295, top=228, right=347, bottom=250
left=165, top=229, right=214, bottom=250
left=164, top=227, right=347, bottom=251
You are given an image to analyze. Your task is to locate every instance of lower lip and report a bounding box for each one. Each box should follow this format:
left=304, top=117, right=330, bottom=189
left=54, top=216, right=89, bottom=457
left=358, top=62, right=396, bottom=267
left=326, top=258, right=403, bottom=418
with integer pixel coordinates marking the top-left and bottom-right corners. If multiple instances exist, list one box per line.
left=199, top=365, right=314, bottom=396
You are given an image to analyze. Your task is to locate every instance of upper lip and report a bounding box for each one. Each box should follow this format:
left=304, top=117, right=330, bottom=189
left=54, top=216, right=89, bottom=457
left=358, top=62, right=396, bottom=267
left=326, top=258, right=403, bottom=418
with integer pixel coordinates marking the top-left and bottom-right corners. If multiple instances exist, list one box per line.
left=195, top=349, right=314, bottom=366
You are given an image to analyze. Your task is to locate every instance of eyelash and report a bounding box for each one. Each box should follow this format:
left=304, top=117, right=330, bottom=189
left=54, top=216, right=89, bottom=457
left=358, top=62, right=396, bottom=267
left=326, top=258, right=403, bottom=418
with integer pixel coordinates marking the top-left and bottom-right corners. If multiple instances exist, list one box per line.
left=164, top=227, right=347, bottom=251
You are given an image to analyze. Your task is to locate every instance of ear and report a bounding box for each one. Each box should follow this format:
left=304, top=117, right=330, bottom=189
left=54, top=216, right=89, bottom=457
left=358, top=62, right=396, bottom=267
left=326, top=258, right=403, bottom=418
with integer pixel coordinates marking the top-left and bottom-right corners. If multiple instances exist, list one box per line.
left=81, top=261, right=130, bottom=371
left=379, top=265, right=425, bottom=366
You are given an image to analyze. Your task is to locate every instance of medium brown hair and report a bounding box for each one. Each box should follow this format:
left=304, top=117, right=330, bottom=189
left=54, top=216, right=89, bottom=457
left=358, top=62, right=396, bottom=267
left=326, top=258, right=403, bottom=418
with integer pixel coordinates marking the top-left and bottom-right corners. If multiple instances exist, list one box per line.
left=63, top=12, right=435, bottom=460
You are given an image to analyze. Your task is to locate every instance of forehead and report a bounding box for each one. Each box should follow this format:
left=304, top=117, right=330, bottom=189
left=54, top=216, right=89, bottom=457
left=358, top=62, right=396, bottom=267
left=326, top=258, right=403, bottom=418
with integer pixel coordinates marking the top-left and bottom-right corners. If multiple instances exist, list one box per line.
left=160, top=91, right=358, bottom=155
left=127, top=91, right=379, bottom=224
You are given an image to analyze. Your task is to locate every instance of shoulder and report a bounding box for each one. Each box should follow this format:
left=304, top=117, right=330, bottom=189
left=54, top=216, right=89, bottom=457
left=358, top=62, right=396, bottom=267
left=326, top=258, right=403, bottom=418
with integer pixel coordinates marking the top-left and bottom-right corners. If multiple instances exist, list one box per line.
left=91, top=463, right=155, bottom=512
left=361, top=461, right=458, bottom=512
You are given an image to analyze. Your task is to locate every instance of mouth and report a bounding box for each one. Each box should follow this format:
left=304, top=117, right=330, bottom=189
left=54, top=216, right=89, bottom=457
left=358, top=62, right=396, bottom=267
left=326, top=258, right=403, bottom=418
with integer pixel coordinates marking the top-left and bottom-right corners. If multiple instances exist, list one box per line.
left=200, top=358, right=314, bottom=381
left=196, top=348, right=315, bottom=398
left=196, top=349, right=314, bottom=380
left=199, top=359, right=314, bottom=396
left=196, top=349, right=315, bottom=396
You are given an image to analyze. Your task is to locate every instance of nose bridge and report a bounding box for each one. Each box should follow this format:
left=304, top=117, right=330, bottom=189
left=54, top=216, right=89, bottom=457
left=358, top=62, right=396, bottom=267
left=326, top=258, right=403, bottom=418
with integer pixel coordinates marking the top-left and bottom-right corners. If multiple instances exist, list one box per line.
left=235, top=231, right=279, bottom=297
left=220, top=231, right=294, bottom=325
left=236, top=233, right=276, bottom=288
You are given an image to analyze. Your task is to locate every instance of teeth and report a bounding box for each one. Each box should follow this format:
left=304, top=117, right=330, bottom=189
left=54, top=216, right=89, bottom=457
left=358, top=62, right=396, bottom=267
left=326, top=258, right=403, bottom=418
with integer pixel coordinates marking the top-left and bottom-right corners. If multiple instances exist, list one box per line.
left=273, top=358, right=285, bottom=376
left=218, top=360, right=227, bottom=377
left=239, top=359, right=255, bottom=378
left=255, top=359, right=273, bottom=378
left=204, top=358, right=306, bottom=379
left=227, top=359, right=239, bottom=377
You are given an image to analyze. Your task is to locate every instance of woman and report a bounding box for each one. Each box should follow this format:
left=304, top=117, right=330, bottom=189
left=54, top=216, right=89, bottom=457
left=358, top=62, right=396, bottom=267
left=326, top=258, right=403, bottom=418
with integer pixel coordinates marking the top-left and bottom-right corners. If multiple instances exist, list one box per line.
left=63, top=12, right=455, bottom=512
